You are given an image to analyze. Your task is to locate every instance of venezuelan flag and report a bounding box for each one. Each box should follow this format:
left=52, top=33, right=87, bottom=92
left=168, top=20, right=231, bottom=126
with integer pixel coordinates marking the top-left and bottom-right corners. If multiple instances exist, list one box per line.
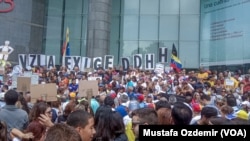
left=170, top=44, right=182, bottom=73
left=62, top=27, right=70, bottom=56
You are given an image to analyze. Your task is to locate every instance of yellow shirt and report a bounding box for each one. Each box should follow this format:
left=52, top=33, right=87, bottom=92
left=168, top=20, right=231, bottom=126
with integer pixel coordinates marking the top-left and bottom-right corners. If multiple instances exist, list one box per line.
left=197, top=72, right=208, bottom=80
left=125, top=121, right=135, bottom=141
left=224, top=77, right=239, bottom=89
left=207, top=80, right=214, bottom=87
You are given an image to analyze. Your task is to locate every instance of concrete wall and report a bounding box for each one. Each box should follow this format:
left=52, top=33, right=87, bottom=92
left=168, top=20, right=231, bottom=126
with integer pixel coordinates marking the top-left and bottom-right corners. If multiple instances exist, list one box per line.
left=86, top=0, right=112, bottom=58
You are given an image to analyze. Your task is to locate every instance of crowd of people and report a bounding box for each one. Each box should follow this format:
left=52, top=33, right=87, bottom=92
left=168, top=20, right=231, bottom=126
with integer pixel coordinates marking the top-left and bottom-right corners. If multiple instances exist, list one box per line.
left=0, top=65, right=250, bottom=141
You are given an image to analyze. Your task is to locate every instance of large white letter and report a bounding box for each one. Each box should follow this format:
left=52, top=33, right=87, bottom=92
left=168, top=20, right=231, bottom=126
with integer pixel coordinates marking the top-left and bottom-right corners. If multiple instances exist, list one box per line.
left=145, top=54, right=155, bottom=70
left=18, top=54, right=27, bottom=70
left=133, top=54, right=142, bottom=69
left=71, top=56, right=81, bottom=69
left=121, top=57, right=130, bottom=72
left=46, top=55, right=55, bottom=69
left=104, top=55, right=114, bottom=70
left=81, top=57, right=91, bottom=71
left=159, top=47, right=168, bottom=63
left=28, top=54, right=37, bottom=67
left=93, top=57, right=102, bottom=71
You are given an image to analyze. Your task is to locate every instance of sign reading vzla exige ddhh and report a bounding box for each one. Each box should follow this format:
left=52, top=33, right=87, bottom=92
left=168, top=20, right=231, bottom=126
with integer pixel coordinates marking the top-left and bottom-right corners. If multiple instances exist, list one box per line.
left=18, top=47, right=168, bottom=71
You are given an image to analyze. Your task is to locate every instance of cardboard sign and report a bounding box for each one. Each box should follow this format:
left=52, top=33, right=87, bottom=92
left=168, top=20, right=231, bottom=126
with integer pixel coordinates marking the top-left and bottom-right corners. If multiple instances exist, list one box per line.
left=30, top=83, right=57, bottom=103
left=78, top=80, right=98, bottom=97
left=17, top=77, right=31, bottom=92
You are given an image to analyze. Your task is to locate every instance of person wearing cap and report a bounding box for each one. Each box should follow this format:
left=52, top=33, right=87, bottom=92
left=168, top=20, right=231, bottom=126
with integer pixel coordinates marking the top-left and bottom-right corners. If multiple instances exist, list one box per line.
left=62, top=92, right=76, bottom=112
left=190, top=103, right=202, bottom=125
left=137, top=94, right=146, bottom=108
left=234, top=110, right=249, bottom=121
left=105, top=84, right=115, bottom=95
left=98, top=83, right=105, bottom=95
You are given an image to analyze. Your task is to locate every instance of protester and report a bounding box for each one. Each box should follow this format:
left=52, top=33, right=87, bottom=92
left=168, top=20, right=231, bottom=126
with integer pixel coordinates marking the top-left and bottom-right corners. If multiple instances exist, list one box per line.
left=171, top=102, right=193, bottom=125
left=131, top=108, right=158, bottom=141
left=0, top=90, right=29, bottom=140
left=66, top=110, right=96, bottom=141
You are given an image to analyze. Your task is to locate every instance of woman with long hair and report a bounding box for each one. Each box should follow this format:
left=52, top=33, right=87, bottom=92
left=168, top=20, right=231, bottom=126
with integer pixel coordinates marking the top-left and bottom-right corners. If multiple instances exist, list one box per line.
left=26, top=101, right=53, bottom=141
left=94, top=105, right=128, bottom=141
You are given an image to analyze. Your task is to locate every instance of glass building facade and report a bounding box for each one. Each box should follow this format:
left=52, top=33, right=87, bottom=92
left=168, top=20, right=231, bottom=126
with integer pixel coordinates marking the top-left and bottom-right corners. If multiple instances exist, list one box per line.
left=44, top=0, right=89, bottom=65
left=0, top=0, right=249, bottom=72
left=111, top=0, right=200, bottom=68
left=46, top=0, right=200, bottom=68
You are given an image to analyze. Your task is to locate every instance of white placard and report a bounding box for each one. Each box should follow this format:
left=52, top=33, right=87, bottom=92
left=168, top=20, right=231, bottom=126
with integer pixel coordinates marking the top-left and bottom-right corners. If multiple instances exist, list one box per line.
left=225, top=79, right=234, bottom=86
